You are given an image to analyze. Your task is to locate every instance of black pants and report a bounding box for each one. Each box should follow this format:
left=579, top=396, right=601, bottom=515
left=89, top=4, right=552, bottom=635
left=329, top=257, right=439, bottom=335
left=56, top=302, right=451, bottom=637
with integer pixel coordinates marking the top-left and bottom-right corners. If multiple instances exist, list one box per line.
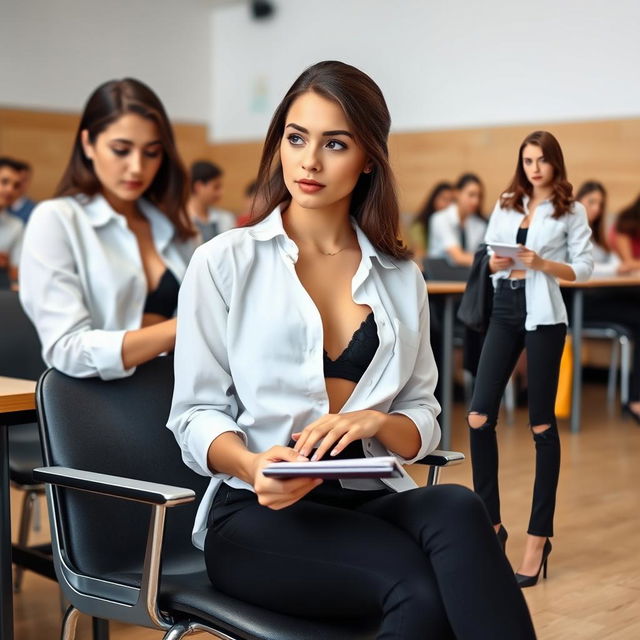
left=469, top=279, right=566, bottom=537
left=204, top=480, right=536, bottom=639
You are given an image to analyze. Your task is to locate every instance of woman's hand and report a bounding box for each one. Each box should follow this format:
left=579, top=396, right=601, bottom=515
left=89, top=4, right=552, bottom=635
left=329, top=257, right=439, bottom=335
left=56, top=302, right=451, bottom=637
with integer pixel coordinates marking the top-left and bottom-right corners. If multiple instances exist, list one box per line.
left=250, top=446, right=322, bottom=510
left=516, top=246, right=546, bottom=271
left=489, top=254, right=513, bottom=273
left=292, top=410, right=385, bottom=461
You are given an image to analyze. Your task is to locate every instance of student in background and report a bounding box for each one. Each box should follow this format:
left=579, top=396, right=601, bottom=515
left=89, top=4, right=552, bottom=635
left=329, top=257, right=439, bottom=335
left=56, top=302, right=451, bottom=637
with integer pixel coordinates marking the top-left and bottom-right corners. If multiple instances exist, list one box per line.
left=9, top=160, right=37, bottom=224
left=168, top=60, right=535, bottom=639
left=20, top=78, right=198, bottom=380
left=576, top=181, right=623, bottom=276
left=469, top=131, right=592, bottom=588
left=428, top=173, right=486, bottom=266
left=609, top=194, right=640, bottom=271
left=0, top=157, right=24, bottom=289
left=577, top=181, right=640, bottom=424
left=408, top=181, right=454, bottom=262
left=187, top=161, right=236, bottom=242
left=236, top=179, right=265, bottom=227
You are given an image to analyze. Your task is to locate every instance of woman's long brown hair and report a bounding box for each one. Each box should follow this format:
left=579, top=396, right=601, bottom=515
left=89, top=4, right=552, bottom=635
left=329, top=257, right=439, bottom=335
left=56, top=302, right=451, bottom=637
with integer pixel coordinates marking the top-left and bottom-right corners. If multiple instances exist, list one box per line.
left=56, top=78, right=195, bottom=240
left=501, top=131, right=574, bottom=220
left=247, top=60, right=411, bottom=260
left=576, top=180, right=607, bottom=248
left=616, top=195, right=640, bottom=237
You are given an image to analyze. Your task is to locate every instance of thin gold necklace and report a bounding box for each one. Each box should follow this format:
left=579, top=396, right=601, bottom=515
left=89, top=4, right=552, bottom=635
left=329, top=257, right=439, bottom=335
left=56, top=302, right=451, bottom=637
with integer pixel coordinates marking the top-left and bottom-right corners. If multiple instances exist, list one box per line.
left=320, top=246, right=348, bottom=256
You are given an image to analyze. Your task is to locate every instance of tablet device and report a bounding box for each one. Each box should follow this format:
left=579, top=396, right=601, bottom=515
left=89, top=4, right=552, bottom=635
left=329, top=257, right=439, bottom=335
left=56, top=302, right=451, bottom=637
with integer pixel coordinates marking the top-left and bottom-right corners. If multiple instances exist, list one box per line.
left=262, top=456, right=403, bottom=480
left=488, top=242, right=526, bottom=269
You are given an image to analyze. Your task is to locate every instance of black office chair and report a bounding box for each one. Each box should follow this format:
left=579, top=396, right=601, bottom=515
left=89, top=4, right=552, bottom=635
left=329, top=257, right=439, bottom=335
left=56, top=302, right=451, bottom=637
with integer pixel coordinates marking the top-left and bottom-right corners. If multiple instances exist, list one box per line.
left=423, top=257, right=471, bottom=282
left=34, top=355, right=464, bottom=639
left=0, top=290, right=48, bottom=590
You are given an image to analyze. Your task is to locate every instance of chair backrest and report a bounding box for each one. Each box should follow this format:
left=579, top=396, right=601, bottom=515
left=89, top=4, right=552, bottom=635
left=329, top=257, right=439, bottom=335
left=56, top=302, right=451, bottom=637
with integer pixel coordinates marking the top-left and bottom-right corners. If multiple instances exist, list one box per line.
left=37, top=355, right=209, bottom=581
left=0, top=290, right=46, bottom=379
left=423, top=257, right=470, bottom=282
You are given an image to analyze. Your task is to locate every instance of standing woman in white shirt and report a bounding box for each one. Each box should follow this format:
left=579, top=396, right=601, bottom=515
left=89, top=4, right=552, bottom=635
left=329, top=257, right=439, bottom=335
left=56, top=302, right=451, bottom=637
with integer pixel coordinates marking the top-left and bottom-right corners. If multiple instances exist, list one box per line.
left=168, top=61, right=535, bottom=639
left=20, top=78, right=198, bottom=380
left=427, top=173, right=487, bottom=266
left=468, top=131, right=593, bottom=588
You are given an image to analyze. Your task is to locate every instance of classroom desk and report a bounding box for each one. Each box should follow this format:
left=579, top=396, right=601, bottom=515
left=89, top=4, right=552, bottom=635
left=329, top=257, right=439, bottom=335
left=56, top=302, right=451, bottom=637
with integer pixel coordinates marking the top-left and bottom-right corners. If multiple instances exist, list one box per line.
left=560, top=275, right=640, bottom=433
left=426, top=281, right=466, bottom=449
left=427, top=276, right=640, bottom=445
left=0, top=376, right=36, bottom=640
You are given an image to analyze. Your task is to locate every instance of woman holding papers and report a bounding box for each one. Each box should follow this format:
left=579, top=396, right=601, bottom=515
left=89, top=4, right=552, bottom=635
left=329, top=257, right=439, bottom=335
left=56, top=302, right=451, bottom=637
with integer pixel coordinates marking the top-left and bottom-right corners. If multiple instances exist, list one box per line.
left=469, top=131, right=593, bottom=587
left=168, top=61, right=535, bottom=638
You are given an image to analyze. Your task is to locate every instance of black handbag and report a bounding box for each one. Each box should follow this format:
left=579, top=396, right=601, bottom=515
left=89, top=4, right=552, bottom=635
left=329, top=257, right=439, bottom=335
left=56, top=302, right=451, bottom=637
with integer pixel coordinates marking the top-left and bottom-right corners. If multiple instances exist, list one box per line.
left=457, top=244, right=493, bottom=333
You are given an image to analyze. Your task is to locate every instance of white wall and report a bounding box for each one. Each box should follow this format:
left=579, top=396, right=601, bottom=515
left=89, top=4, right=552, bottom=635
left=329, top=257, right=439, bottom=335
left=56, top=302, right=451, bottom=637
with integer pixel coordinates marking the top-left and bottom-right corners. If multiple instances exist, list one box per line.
left=0, top=0, right=212, bottom=123
left=211, top=0, right=640, bottom=142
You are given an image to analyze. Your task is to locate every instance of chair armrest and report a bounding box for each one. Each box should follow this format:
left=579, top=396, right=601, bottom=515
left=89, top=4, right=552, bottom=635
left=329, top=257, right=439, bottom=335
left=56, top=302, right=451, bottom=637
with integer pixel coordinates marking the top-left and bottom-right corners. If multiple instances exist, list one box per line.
left=33, top=466, right=195, bottom=506
left=417, top=450, right=465, bottom=467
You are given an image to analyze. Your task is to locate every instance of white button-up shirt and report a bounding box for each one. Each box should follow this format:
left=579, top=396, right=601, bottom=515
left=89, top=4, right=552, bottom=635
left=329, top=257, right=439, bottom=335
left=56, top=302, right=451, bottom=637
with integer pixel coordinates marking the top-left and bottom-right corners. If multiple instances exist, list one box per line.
left=427, top=203, right=487, bottom=260
left=19, top=194, right=197, bottom=380
left=167, top=205, right=441, bottom=549
left=485, top=195, right=593, bottom=330
left=0, top=208, right=24, bottom=267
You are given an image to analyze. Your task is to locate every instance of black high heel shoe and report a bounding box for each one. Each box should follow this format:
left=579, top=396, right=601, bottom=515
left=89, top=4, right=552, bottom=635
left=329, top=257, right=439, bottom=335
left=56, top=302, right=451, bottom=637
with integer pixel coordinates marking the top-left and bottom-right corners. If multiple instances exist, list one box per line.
left=622, top=403, right=640, bottom=426
left=515, top=538, right=552, bottom=588
left=496, top=525, right=508, bottom=553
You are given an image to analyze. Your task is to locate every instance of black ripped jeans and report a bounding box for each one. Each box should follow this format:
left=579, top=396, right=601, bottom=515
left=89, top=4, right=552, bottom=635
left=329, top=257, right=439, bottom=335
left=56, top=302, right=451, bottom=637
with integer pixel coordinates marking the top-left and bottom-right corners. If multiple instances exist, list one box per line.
left=469, top=279, right=566, bottom=537
left=205, top=480, right=536, bottom=639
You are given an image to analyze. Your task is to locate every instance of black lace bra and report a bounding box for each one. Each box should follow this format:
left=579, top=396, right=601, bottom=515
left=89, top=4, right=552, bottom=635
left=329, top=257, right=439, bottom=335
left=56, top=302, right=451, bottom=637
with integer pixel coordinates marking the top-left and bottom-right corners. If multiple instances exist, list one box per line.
left=516, top=226, right=529, bottom=245
left=143, top=269, right=179, bottom=318
left=323, top=312, right=379, bottom=383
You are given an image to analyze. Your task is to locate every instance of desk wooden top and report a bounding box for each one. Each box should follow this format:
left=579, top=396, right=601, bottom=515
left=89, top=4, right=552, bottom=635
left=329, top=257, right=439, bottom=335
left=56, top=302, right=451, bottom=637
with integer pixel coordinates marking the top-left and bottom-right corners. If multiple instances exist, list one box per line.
left=560, top=275, right=640, bottom=288
left=0, top=376, right=36, bottom=414
left=426, top=275, right=640, bottom=294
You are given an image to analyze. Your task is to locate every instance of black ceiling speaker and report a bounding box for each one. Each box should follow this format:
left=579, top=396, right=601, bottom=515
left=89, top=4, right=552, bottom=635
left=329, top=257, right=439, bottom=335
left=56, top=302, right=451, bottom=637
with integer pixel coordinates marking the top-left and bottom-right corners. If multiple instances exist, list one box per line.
left=251, top=0, right=275, bottom=20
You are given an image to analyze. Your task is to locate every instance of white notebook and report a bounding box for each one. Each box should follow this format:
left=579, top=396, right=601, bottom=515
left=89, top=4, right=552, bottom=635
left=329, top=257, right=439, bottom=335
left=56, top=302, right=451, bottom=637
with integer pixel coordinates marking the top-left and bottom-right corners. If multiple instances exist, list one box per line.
left=262, top=456, right=403, bottom=480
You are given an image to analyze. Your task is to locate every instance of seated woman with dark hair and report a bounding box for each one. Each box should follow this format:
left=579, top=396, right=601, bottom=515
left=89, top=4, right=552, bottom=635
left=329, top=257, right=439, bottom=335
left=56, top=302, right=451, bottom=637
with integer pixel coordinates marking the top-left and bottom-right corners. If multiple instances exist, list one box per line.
left=168, top=60, right=536, bottom=639
left=427, top=173, right=486, bottom=267
left=609, top=194, right=640, bottom=272
left=20, top=78, right=198, bottom=380
left=408, top=181, right=454, bottom=263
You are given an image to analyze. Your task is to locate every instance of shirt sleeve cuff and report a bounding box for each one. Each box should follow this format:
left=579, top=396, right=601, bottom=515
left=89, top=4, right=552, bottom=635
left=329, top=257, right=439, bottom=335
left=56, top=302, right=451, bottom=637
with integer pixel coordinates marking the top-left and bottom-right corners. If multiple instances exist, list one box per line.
left=185, top=410, right=249, bottom=477
left=388, top=408, right=441, bottom=465
left=570, top=261, right=593, bottom=282
left=82, top=329, right=135, bottom=380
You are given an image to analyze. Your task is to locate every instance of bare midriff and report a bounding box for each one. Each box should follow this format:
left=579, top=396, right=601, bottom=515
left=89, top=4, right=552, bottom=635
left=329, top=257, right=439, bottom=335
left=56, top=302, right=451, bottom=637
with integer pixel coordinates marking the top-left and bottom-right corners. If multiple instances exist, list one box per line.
left=325, top=378, right=358, bottom=414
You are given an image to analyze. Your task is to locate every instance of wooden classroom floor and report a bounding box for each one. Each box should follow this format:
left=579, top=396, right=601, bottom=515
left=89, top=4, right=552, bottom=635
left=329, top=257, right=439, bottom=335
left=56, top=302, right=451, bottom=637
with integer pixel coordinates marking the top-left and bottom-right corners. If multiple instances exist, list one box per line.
left=10, top=381, right=640, bottom=639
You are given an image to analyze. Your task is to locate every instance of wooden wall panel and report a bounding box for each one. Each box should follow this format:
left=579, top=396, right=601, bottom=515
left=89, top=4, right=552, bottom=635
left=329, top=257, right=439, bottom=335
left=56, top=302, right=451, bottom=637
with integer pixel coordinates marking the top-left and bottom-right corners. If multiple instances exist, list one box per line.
left=2, top=108, right=639, bottom=224
left=0, top=108, right=209, bottom=202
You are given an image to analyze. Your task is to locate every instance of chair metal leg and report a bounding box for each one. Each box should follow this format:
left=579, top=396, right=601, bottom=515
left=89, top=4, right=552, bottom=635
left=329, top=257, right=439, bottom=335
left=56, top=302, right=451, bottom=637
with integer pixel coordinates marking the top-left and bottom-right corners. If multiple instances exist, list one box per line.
left=13, top=489, right=38, bottom=591
left=427, top=466, right=441, bottom=486
left=620, top=336, right=631, bottom=406
left=33, top=491, right=42, bottom=531
left=607, top=338, right=620, bottom=407
left=163, top=621, right=191, bottom=639
left=61, top=606, right=80, bottom=640
left=92, top=617, right=110, bottom=640
left=164, top=621, right=242, bottom=639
